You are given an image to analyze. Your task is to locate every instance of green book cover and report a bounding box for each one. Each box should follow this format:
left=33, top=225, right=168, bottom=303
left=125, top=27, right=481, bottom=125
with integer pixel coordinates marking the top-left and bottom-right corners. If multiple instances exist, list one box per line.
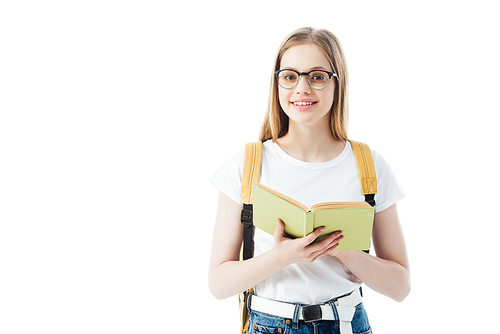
left=252, top=183, right=375, bottom=251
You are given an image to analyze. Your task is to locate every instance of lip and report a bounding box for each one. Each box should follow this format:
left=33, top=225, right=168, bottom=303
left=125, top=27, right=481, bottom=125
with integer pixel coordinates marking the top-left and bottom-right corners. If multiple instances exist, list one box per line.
left=290, top=99, right=318, bottom=111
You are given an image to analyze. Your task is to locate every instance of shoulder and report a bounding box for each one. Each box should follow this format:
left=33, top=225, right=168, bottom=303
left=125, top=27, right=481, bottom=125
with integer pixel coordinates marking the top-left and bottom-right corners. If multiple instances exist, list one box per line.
left=368, top=146, right=396, bottom=179
left=214, top=140, right=271, bottom=175
left=209, top=141, right=271, bottom=205
left=209, top=145, right=247, bottom=205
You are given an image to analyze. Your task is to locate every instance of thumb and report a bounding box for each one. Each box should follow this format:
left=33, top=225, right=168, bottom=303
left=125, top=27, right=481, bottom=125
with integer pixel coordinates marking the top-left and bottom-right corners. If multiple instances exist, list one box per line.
left=273, top=219, right=285, bottom=241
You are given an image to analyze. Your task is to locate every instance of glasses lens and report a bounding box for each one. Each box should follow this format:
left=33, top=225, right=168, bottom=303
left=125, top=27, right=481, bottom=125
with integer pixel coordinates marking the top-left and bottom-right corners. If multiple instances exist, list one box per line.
left=308, top=71, right=330, bottom=89
left=277, top=70, right=299, bottom=89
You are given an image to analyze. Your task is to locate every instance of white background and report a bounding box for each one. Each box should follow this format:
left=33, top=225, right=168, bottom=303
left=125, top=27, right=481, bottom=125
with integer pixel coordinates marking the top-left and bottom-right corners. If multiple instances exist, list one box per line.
left=1, top=1, right=499, bottom=333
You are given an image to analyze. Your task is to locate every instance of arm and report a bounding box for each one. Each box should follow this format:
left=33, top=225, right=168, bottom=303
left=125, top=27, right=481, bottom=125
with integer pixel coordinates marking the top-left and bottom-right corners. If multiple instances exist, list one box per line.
left=208, top=191, right=343, bottom=300
left=330, top=204, right=411, bottom=302
left=208, top=192, right=283, bottom=300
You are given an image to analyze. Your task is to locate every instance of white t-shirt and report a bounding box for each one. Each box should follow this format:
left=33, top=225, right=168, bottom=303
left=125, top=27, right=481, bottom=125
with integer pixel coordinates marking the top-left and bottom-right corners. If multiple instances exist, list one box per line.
left=209, top=140, right=405, bottom=304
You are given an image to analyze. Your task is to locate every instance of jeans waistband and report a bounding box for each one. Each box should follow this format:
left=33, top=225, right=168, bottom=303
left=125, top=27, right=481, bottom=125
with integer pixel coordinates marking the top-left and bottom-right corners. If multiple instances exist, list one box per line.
left=249, top=288, right=362, bottom=334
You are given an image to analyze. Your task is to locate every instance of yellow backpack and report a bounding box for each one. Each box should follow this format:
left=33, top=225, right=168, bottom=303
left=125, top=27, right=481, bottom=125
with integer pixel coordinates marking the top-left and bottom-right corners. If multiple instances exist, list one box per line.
left=238, top=140, right=377, bottom=334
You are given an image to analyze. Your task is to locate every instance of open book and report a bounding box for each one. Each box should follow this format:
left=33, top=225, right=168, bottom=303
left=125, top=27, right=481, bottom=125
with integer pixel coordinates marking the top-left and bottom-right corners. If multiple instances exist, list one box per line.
left=252, top=183, right=375, bottom=251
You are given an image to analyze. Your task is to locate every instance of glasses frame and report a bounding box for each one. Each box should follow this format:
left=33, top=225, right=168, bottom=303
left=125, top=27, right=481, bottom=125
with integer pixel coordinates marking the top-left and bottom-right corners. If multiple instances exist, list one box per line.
left=274, top=69, right=337, bottom=90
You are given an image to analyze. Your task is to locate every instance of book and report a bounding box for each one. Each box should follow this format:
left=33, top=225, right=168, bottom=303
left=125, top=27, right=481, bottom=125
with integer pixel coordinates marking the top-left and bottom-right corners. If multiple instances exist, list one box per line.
left=252, top=183, right=375, bottom=251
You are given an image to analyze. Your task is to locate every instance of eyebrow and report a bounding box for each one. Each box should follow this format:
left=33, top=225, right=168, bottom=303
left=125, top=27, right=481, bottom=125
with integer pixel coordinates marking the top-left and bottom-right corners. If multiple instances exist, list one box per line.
left=281, top=66, right=332, bottom=72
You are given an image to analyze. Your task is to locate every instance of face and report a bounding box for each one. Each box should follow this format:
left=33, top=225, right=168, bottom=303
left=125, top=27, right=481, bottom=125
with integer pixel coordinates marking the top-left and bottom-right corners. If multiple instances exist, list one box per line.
left=278, top=43, right=335, bottom=128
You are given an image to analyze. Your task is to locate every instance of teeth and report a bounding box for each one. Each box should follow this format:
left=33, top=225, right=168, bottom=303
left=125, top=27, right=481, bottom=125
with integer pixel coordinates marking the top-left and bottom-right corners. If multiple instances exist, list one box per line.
left=293, top=101, right=315, bottom=106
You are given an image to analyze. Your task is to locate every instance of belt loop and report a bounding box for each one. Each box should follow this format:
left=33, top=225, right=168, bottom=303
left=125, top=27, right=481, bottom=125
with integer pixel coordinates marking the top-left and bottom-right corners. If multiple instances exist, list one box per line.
left=328, top=300, right=339, bottom=326
left=246, top=290, right=254, bottom=312
left=292, top=303, right=300, bottom=329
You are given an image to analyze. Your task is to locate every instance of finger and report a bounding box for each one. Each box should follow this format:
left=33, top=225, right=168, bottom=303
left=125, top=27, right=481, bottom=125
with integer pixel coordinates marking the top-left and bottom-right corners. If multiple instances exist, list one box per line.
left=309, top=234, right=343, bottom=258
left=302, top=226, right=326, bottom=246
left=311, top=242, right=341, bottom=262
left=307, top=230, right=342, bottom=251
left=325, top=245, right=343, bottom=258
left=312, top=238, right=340, bottom=255
left=273, top=219, right=286, bottom=241
left=329, top=232, right=344, bottom=245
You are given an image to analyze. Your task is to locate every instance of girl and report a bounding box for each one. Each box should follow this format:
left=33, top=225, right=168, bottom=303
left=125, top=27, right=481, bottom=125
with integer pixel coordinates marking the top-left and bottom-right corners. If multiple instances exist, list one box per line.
left=209, top=27, right=410, bottom=334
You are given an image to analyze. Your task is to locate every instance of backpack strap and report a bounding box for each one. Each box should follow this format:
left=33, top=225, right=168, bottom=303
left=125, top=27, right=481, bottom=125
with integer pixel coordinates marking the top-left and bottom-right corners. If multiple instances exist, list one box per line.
left=241, top=142, right=263, bottom=205
left=240, top=142, right=263, bottom=261
left=238, top=140, right=375, bottom=259
left=349, top=140, right=377, bottom=207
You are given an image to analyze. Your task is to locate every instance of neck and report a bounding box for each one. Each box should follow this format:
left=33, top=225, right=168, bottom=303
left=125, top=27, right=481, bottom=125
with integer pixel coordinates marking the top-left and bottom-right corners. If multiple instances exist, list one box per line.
left=276, top=120, right=346, bottom=163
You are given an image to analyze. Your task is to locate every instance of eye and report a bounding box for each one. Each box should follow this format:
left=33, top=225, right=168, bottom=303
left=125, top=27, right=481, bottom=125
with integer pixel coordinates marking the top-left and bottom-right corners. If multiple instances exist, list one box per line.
left=309, top=72, right=328, bottom=82
left=281, top=71, right=298, bottom=81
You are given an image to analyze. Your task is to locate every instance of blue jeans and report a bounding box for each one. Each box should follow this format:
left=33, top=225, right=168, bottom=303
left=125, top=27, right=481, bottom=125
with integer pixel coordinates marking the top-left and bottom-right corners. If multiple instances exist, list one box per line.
left=247, top=302, right=372, bottom=334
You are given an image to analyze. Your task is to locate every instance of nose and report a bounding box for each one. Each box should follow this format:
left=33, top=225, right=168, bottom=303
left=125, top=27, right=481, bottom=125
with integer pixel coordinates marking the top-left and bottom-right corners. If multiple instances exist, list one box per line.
left=295, top=74, right=311, bottom=94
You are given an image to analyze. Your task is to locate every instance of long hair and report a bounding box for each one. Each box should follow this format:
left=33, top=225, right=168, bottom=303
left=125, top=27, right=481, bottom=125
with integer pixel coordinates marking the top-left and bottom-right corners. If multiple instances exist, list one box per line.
left=259, top=27, right=349, bottom=142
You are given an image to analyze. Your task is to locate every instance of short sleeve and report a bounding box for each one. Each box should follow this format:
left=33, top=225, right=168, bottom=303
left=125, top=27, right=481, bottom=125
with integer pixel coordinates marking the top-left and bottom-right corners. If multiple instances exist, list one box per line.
left=209, top=149, right=245, bottom=206
left=372, top=150, right=406, bottom=213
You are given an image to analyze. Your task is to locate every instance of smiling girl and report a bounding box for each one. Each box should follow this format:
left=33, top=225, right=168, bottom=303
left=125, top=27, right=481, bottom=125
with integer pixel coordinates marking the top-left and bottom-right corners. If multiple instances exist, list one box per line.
left=209, top=27, right=410, bottom=334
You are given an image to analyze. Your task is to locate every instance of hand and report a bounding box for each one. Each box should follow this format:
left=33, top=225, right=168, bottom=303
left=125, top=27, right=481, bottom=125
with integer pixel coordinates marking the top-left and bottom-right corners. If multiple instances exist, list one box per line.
left=271, top=220, right=343, bottom=268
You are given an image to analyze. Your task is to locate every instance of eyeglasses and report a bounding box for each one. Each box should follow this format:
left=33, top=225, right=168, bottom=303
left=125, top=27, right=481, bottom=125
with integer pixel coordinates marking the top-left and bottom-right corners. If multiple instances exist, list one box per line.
left=275, top=69, right=337, bottom=90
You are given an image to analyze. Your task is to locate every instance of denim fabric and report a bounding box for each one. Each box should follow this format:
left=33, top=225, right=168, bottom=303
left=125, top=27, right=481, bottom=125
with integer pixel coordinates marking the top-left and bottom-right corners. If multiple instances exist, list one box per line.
left=247, top=302, right=372, bottom=334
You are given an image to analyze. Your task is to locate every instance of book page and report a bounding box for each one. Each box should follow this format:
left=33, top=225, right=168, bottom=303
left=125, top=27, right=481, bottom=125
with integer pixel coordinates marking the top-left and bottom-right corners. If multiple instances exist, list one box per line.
left=254, top=183, right=308, bottom=211
left=310, top=201, right=371, bottom=210
left=256, top=183, right=370, bottom=211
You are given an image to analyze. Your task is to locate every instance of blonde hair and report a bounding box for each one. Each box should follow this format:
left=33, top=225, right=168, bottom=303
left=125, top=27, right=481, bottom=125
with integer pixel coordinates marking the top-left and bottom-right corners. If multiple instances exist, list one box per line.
left=259, top=27, right=349, bottom=142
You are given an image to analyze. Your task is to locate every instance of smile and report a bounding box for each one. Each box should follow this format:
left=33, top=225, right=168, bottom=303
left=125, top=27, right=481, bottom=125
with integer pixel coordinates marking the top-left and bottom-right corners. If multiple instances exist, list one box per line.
left=291, top=101, right=317, bottom=106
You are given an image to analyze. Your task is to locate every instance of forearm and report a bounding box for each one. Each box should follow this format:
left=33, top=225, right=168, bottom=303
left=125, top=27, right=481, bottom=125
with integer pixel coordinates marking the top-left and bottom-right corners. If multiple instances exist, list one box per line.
left=337, top=251, right=411, bottom=302
left=209, top=249, right=284, bottom=300
left=209, top=219, right=342, bottom=300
